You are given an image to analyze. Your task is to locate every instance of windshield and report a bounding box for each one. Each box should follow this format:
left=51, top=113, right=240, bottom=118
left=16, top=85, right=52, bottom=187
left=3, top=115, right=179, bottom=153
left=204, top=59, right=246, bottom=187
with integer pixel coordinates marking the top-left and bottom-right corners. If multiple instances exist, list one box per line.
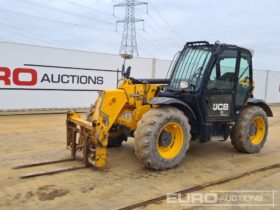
left=169, top=47, right=212, bottom=91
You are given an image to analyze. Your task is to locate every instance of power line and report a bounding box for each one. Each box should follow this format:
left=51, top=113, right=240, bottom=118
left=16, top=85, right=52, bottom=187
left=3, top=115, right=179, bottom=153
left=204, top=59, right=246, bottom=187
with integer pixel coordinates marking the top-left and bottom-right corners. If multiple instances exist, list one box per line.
left=59, top=0, right=113, bottom=17
left=14, top=0, right=114, bottom=26
left=137, top=31, right=173, bottom=58
left=141, top=19, right=180, bottom=50
left=112, top=6, right=178, bottom=58
left=146, top=13, right=182, bottom=46
left=141, top=30, right=172, bottom=54
left=137, top=45, right=155, bottom=58
left=1, top=27, right=53, bottom=46
left=147, top=0, right=184, bottom=43
left=0, top=8, right=116, bottom=32
left=135, top=9, right=182, bottom=48
left=0, top=22, right=75, bottom=48
left=137, top=33, right=163, bottom=56
left=0, top=25, right=66, bottom=48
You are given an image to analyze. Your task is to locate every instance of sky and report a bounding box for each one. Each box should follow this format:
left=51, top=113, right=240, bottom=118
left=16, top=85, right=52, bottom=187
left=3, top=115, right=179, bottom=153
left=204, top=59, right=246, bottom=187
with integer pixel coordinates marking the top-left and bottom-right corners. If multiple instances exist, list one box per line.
left=0, top=0, right=280, bottom=71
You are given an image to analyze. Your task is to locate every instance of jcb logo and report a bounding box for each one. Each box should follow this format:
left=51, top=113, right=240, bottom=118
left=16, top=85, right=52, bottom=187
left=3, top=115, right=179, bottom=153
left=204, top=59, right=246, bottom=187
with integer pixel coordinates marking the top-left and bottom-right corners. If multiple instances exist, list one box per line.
left=0, top=67, right=37, bottom=86
left=213, top=103, right=229, bottom=111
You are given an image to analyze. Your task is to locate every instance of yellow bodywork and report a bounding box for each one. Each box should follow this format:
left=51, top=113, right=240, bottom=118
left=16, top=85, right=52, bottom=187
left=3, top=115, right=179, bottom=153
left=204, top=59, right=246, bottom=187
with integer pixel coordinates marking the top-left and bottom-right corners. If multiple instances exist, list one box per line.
left=66, top=79, right=164, bottom=168
left=239, top=78, right=255, bottom=96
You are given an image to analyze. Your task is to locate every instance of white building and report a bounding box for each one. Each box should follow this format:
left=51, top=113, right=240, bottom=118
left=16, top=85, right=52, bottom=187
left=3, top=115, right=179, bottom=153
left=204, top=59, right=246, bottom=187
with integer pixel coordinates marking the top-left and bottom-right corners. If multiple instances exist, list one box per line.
left=0, top=42, right=279, bottom=112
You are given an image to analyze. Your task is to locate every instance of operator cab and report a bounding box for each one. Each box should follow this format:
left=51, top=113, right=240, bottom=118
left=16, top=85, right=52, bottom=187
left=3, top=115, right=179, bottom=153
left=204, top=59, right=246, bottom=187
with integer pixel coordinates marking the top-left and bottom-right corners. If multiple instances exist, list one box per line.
left=155, top=41, right=255, bottom=142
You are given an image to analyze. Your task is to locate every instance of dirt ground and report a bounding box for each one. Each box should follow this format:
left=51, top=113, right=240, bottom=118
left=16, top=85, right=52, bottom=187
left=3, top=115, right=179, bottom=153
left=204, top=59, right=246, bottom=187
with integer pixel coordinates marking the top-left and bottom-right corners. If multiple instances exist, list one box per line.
left=0, top=106, right=280, bottom=210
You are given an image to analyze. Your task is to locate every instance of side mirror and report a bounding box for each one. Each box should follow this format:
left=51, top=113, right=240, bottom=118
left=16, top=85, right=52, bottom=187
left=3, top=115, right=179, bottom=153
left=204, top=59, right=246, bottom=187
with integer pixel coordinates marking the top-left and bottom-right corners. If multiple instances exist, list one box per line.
left=125, top=66, right=131, bottom=79
left=121, top=63, right=125, bottom=77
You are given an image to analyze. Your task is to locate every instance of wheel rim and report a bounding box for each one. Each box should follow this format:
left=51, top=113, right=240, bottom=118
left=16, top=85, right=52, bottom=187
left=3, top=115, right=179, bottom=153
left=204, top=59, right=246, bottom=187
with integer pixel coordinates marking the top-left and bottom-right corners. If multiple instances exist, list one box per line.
left=249, top=116, right=265, bottom=145
left=157, top=122, right=184, bottom=159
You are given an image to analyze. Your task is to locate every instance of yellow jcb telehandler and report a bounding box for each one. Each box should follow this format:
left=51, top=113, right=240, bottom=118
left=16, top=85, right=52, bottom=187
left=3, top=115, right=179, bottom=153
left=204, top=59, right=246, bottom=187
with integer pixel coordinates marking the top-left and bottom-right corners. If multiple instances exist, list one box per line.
left=66, top=41, right=273, bottom=170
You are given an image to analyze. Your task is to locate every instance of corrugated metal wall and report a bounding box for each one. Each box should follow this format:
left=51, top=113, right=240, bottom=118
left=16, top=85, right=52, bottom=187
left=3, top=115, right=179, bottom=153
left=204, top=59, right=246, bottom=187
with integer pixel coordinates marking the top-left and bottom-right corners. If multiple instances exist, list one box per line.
left=266, top=71, right=280, bottom=103
left=244, top=69, right=280, bottom=103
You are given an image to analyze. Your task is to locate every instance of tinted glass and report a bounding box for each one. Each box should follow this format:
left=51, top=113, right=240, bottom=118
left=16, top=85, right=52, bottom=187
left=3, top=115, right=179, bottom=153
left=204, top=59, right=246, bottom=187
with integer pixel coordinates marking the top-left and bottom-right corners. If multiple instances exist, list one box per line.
left=236, top=52, right=251, bottom=105
left=207, top=50, right=238, bottom=90
left=170, top=47, right=212, bottom=90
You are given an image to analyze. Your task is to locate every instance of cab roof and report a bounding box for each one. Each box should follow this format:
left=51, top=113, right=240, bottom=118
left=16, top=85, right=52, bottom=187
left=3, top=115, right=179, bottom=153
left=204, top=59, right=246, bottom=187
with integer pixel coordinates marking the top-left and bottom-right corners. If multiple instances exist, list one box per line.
left=185, top=41, right=254, bottom=57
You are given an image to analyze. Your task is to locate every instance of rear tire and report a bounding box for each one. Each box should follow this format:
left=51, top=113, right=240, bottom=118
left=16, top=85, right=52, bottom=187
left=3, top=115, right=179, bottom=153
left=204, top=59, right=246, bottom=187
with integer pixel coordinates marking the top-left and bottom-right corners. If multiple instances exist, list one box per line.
left=231, top=106, right=268, bottom=153
left=134, top=106, right=191, bottom=170
left=86, top=104, right=127, bottom=148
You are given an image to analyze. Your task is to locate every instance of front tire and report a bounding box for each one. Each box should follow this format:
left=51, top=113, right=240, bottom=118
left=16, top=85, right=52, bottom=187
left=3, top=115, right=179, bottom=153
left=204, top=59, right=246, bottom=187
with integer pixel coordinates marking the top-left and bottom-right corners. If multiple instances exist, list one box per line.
left=231, top=106, right=268, bottom=153
left=134, top=106, right=191, bottom=170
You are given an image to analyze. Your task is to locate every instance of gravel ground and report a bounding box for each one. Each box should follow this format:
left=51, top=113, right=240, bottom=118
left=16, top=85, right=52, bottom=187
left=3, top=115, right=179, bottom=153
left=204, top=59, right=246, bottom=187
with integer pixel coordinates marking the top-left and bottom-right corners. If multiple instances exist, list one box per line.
left=0, top=106, right=279, bottom=210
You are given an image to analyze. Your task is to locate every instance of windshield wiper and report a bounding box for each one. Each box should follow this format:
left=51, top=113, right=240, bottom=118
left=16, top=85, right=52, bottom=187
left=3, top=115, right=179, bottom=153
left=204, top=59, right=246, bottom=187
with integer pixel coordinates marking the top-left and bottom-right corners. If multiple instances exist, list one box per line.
left=187, top=67, right=203, bottom=88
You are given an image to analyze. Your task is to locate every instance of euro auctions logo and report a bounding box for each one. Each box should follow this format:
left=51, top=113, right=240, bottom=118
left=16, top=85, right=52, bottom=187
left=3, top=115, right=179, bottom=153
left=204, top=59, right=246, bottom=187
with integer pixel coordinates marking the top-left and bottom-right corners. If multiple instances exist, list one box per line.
left=0, top=67, right=104, bottom=89
left=0, top=67, right=37, bottom=86
left=166, top=190, right=277, bottom=207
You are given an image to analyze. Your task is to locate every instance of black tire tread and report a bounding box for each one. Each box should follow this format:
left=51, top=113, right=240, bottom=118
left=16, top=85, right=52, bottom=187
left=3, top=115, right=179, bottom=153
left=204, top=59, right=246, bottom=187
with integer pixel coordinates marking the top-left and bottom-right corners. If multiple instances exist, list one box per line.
left=134, top=106, right=191, bottom=170
left=230, top=106, right=268, bottom=153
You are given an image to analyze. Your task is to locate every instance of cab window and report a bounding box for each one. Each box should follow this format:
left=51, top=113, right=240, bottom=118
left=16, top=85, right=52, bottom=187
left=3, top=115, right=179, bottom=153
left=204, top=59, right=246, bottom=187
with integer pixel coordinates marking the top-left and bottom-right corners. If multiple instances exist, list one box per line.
left=207, top=50, right=238, bottom=90
left=236, top=52, right=251, bottom=106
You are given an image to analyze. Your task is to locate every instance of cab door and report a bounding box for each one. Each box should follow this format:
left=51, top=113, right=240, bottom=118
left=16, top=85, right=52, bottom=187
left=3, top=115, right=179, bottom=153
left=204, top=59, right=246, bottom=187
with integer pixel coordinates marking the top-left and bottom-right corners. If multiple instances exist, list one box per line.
left=235, top=50, right=253, bottom=108
left=203, top=48, right=239, bottom=122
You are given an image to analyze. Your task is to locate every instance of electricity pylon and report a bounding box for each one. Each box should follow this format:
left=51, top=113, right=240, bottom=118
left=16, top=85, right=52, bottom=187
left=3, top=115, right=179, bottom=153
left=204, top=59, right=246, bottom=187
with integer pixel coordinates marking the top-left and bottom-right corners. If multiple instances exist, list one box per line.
left=114, top=0, right=148, bottom=59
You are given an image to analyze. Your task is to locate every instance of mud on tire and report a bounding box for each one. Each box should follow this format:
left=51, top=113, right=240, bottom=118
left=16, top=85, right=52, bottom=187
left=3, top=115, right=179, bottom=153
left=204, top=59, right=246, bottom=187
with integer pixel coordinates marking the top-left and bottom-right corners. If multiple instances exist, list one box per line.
left=230, top=106, right=268, bottom=153
left=134, top=106, right=191, bottom=170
